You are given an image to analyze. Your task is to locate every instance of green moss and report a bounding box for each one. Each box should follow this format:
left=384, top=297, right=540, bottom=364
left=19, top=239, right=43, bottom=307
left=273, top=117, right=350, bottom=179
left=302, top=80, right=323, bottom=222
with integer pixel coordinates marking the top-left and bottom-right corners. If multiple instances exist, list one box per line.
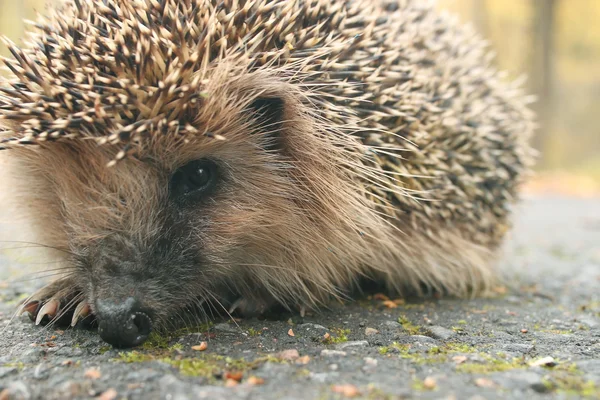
left=456, top=352, right=527, bottom=374
left=383, top=341, right=478, bottom=365
left=247, top=328, right=261, bottom=337
left=457, top=320, right=467, bottom=325
left=398, top=315, right=421, bottom=335
left=365, top=385, right=396, bottom=400
left=442, top=343, right=477, bottom=353
left=544, top=368, right=600, bottom=398
left=3, top=361, right=25, bottom=371
left=324, top=328, right=350, bottom=344
left=165, top=357, right=220, bottom=378
left=116, top=351, right=155, bottom=363
left=139, top=332, right=170, bottom=350
left=99, top=346, right=111, bottom=355
left=457, top=360, right=524, bottom=374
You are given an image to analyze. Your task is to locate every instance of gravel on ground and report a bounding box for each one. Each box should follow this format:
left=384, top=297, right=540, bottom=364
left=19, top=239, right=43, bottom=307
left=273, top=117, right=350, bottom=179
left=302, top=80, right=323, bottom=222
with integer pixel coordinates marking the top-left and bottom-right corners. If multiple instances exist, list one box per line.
left=0, top=195, right=599, bottom=400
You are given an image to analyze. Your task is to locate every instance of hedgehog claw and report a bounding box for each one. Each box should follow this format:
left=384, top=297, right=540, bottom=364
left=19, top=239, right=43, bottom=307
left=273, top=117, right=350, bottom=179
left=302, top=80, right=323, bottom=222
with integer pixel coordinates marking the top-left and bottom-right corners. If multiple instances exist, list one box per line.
left=35, top=299, right=60, bottom=325
left=228, top=298, right=244, bottom=314
left=19, top=301, right=40, bottom=320
left=71, top=302, right=91, bottom=327
left=299, top=305, right=306, bottom=318
left=20, top=277, right=85, bottom=328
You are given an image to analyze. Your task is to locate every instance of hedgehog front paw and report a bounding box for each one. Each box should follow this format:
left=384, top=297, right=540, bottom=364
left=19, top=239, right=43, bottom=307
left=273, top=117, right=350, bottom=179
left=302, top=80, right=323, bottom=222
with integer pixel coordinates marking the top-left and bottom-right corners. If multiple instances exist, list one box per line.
left=19, top=278, right=94, bottom=328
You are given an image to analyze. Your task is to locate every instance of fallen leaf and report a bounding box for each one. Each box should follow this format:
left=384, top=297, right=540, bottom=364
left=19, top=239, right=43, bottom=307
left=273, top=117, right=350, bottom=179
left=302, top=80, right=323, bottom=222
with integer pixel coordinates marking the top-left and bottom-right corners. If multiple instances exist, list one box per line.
left=521, top=328, right=528, bottom=334
left=84, top=368, right=101, bottom=380
left=61, top=360, right=73, bottom=366
left=373, top=293, right=389, bottom=301
left=192, top=342, right=208, bottom=351
left=475, top=378, right=496, bottom=388
left=225, top=379, right=238, bottom=387
left=225, top=371, right=243, bottom=382
left=323, top=332, right=330, bottom=340
left=331, top=384, right=360, bottom=397
left=98, top=389, right=118, bottom=400
left=247, top=376, right=265, bottom=385
left=288, top=328, right=295, bottom=337
left=296, top=355, right=311, bottom=365
left=382, top=300, right=398, bottom=309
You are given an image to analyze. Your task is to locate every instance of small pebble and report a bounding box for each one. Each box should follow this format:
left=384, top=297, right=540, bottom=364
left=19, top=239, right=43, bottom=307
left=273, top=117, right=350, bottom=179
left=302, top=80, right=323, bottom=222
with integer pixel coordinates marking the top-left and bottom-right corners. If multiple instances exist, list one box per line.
left=427, top=326, right=456, bottom=340
left=213, top=323, right=238, bottom=333
left=335, top=340, right=368, bottom=350
left=277, top=349, right=299, bottom=361
left=365, top=327, right=379, bottom=336
left=423, top=377, right=437, bottom=389
left=321, top=349, right=347, bottom=357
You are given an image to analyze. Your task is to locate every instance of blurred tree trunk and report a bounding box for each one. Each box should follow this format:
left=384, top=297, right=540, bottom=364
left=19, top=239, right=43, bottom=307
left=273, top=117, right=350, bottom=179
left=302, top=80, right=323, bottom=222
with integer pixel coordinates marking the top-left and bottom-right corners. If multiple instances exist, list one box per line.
left=0, top=0, right=24, bottom=58
left=472, top=0, right=489, bottom=39
left=530, top=0, right=557, bottom=168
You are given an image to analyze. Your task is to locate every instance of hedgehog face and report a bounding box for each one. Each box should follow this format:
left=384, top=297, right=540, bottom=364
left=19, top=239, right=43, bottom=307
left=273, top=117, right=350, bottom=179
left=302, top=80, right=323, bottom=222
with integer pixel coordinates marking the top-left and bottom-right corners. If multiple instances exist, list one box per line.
left=9, top=77, right=374, bottom=347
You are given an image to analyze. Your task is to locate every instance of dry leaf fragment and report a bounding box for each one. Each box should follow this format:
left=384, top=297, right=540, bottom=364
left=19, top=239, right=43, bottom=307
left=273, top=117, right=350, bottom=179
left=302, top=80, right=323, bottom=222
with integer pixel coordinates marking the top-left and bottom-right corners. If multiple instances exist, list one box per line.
left=225, top=379, right=238, bottom=387
left=247, top=376, right=265, bottom=385
left=296, top=355, right=311, bottom=365
left=331, top=384, right=360, bottom=397
left=382, top=300, right=398, bottom=309
left=192, top=342, right=208, bottom=351
left=98, top=388, right=118, bottom=400
left=288, top=328, right=295, bottom=337
left=475, top=378, right=496, bottom=388
left=225, top=371, right=244, bottom=382
left=373, top=293, right=389, bottom=301
left=84, top=368, right=101, bottom=380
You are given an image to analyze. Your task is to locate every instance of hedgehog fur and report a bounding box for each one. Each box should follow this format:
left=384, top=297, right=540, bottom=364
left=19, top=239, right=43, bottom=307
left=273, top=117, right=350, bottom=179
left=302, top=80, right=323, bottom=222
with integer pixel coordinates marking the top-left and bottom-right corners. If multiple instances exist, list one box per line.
left=0, top=0, right=535, bottom=347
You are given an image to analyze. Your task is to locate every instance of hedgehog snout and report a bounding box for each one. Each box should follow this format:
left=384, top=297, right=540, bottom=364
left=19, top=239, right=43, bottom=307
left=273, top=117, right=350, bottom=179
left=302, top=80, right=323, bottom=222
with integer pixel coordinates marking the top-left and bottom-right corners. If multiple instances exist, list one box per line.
left=95, top=297, right=153, bottom=348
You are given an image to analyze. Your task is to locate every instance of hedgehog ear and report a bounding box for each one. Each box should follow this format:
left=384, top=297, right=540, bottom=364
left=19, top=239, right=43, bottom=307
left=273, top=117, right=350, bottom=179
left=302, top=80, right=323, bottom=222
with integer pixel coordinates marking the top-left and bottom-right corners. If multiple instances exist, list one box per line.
left=248, top=96, right=286, bottom=152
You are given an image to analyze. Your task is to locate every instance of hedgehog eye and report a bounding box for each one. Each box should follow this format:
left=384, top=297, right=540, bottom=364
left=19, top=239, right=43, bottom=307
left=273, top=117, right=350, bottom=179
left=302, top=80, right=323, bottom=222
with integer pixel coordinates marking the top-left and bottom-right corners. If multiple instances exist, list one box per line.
left=169, top=159, right=218, bottom=199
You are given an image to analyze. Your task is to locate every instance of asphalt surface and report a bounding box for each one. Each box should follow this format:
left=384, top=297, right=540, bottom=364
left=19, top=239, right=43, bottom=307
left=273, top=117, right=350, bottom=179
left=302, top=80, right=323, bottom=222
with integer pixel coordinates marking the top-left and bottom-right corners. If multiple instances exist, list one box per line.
left=0, top=195, right=599, bottom=400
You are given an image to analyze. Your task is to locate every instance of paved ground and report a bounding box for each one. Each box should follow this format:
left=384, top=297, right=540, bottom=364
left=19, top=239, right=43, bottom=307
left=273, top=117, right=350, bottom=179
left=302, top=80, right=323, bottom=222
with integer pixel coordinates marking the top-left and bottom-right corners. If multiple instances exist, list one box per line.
left=0, top=195, right=599, bottom=400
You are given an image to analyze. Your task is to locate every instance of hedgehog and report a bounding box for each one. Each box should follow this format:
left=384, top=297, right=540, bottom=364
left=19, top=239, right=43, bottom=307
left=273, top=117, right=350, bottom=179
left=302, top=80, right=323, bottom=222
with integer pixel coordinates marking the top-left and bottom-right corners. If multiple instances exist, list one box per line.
left=0, top=0, right=535, bottom=348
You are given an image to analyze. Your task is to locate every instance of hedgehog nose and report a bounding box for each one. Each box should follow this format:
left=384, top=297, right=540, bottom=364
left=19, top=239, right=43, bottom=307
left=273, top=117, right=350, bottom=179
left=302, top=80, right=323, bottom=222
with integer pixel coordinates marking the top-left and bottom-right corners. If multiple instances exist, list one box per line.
left=95, top=297, right=152, bottom=348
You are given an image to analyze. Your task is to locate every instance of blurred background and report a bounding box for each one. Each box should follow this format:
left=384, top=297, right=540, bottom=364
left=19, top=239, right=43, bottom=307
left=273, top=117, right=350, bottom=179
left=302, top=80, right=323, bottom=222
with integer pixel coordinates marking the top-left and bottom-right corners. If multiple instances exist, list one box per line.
left=1, top=0, right=599, bottom=195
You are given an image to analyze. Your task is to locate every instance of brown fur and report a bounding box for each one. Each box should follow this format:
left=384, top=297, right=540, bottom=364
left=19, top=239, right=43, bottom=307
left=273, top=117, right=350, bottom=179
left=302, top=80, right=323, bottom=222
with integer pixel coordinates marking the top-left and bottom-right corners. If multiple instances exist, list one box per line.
left=0, top=0, right=535, bottom=331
